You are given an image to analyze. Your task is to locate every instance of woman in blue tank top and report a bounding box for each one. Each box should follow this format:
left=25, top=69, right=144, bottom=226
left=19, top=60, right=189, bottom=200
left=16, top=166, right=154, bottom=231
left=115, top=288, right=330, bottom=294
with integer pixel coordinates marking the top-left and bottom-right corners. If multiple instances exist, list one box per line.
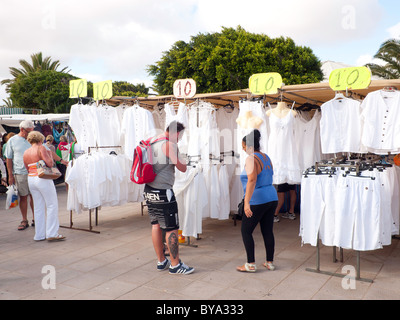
left=237, top=130, right=278, bottom=273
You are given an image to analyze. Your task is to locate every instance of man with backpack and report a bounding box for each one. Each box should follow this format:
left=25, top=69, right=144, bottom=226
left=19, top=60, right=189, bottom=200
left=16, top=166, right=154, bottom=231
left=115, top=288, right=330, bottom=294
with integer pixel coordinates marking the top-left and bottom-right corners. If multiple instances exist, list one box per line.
left=142, top=121, right=194, bottom=275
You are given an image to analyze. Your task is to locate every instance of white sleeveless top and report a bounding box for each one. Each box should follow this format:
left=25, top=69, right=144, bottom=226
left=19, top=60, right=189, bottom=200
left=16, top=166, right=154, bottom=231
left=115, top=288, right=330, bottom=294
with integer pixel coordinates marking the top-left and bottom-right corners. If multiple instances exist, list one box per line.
left=267, top=103, right=301, bottom=185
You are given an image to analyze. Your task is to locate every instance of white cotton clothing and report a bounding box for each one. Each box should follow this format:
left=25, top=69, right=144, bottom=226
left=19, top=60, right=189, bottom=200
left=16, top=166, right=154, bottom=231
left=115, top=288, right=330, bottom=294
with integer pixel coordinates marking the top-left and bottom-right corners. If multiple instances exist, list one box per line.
left=360, top=90, right=400, bottom=154
left=121, top=104, right=156, bottom=161
left=230, top=164, right=244, bottom=212
left=218, top=165, right=230, bottom=220
left=68, top=103, right=98, bottom=153
left=203, top=164, right=221, bottom=219
left=174, top=166, right=208, bottom=238
left=164, top=102, right=189, bottom=155
left=216, top=107, right=239, bottom=154
left=65, top=152, right=143, bottom=213
left=28, top=176, right=60, bottom=240
left=319, top=97, right=362, bottom=154
left=334, top=173, right=382, bottom=251
left=94, top=104, right=121, bottom=147
left=237, top=100, right=269, bottom=171
left=267, top=104, right=301, bottom=185
left=299, top=173, right=338, bottom=247
left=295, top=110, right=322, bottom=171
left=152, top=107, right=166, bottom=131
left=187, top=102, right=220, bottom=164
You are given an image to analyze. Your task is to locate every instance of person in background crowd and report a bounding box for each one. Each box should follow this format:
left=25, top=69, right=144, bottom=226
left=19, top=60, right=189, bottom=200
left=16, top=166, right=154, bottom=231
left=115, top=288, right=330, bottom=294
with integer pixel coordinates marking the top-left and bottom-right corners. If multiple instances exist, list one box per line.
left=237, top=129, right=278, bottom=272
left=273, top=184, right=297, bottom=222
left=2, top=132, right=16, bottom=160
left=143, top=121, right=194, bottom=275
left=46, top=135, right=56, bottom=154
left=4, top=121, right=35, bottom=230
left=23, top=131, right=65, bottom=242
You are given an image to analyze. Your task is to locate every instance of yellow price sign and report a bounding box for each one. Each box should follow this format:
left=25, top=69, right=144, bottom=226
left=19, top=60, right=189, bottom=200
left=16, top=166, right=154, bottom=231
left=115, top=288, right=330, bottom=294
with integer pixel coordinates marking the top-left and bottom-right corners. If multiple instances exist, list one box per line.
left=249, top=73, right=282, bottom=95
left=329, top=66, right=371, bottom=91
left=93, top=80, right=113, bottom=101
left=69, top=79, right=87, bottom=98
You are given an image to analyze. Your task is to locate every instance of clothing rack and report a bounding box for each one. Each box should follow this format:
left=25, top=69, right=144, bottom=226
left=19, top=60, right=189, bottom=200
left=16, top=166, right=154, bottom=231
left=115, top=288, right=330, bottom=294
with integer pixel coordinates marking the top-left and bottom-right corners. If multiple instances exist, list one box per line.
left=303, top=159, right=394, bottom=283
left=60, top=145, right=122, bottom=234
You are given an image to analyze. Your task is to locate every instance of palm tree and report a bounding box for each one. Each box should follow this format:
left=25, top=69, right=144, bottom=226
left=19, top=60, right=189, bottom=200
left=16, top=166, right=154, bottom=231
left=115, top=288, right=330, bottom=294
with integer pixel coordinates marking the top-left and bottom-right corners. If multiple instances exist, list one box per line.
left=1, top=52, right=70, bottom=92
left=366, top=38, right=400, bottom=79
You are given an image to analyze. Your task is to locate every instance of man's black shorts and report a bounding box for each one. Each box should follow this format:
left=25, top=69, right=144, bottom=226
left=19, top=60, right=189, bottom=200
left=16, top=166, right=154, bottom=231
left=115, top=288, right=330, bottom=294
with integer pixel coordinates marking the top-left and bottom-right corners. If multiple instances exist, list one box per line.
left=144, top=185, right=179, bottom=232
left=276, top=183, right=297, bottom=193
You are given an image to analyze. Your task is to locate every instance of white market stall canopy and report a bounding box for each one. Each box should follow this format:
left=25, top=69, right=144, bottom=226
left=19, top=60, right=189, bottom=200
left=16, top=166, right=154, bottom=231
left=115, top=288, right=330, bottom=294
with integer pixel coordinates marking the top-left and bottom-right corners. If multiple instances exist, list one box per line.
left=0, top=113, right=70, bottom=127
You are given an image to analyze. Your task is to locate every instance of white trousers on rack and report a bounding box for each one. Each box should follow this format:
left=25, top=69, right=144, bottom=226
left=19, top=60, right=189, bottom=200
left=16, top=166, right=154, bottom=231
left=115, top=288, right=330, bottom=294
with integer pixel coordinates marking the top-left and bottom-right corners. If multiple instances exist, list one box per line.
left=28, top=176, right=60, bottom=240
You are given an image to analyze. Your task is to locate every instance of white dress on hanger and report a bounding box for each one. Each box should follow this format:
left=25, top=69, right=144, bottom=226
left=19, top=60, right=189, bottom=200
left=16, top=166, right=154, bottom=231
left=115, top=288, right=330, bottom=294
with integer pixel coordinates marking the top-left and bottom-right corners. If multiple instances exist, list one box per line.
left=120, top=104, right=156, bottom=161
left=237, top=100, right=269, bottom=171
left=295, top=110, right=322, bottom=171
left=216, top=106, right=239, bottom=154
left=267, top=103, right=302, bottom=185
left=164, top=102, right=189, bottom=155
left=69, top=103, right=98, bottom=153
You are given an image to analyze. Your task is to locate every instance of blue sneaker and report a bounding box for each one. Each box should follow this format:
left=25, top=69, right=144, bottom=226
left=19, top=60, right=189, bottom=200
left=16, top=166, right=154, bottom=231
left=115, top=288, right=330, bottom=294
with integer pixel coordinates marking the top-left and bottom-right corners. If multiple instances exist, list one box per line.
left=169, top=261, right=194, bottom=275
left=157, top=258, right=170, bottom=271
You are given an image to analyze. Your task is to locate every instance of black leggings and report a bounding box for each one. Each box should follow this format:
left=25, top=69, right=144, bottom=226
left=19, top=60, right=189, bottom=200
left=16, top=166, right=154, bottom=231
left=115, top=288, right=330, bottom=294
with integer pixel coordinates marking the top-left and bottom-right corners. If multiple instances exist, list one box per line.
left=241, top=201, right=278, bottom=263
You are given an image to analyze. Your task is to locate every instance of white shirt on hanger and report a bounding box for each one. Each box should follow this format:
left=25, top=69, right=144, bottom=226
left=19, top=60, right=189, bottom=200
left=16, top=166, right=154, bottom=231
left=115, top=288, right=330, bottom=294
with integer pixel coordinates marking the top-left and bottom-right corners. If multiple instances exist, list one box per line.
left=120, top=104, right=156, bottom=161
left=360, top=89, right=400, bottom=154
left=319, top=97, right=362, bottom=154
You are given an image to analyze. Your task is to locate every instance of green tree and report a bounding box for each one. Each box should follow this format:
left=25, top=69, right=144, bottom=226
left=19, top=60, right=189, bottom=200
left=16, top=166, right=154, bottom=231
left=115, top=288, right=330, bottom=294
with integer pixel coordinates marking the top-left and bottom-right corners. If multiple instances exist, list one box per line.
left=147, top=26, right=323, bottom=95
left=366, top=38, right=400, bottom=79
left=9, top=70, right=77, bottom=113
left=1, top=52, right=69, bottom=93
left=112, top=81, right=149, bottom=97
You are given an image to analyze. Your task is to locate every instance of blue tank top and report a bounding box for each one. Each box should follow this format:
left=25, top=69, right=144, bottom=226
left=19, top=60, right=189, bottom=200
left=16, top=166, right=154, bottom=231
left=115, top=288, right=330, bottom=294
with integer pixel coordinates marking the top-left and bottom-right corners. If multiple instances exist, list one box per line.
left=240, top=153, right=278, bottom=205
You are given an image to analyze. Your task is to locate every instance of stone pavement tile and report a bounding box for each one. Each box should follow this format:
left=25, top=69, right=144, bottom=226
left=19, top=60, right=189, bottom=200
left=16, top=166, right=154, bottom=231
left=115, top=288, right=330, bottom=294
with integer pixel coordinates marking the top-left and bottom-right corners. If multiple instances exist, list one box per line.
left=67, top=257, right=108, bottom=273
left=231, top=275, right=278, bottom=298
left=23, top=283, right=83, bottom=300
left=68, top=290, right=112, bottom=300
left=117, top=285, right=177, bottom=300
left=266, top=269, right=330, bottom=300
left=177, top=279, right=226, bottom=300
left=61, top=272, right=108, bottom=291
left=312, top=276, right=372, bottom=300
left=145, top=274, right=194, bottom=294
left=198, top=270, right=244, bottom=288
left=209, top=287, right=264, bottom=300
left=0, top=272, right=44, bottom=299
left=89, top=278, right=139, bottom=299
left=362, top=286, right=400, bottom=300
left=113, top=268, right=161, bottom=287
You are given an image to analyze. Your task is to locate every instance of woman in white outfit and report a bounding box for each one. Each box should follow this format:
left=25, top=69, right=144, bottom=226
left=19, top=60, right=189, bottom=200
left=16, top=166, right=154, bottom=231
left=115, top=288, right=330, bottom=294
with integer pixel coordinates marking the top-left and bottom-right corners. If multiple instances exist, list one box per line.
left=23, top=131, right=67, bottom=241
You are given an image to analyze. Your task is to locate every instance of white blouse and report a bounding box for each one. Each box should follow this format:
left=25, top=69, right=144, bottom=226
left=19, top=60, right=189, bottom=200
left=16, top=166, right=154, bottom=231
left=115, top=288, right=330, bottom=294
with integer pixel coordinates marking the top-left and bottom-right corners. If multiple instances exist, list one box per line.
left=361, top=90, right=400, bottom=154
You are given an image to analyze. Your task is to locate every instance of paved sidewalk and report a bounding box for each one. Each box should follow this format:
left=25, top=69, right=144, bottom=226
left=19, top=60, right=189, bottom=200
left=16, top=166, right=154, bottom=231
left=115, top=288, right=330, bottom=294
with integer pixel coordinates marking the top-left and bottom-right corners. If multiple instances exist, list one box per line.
left=1, top=184, right=400, bottom=300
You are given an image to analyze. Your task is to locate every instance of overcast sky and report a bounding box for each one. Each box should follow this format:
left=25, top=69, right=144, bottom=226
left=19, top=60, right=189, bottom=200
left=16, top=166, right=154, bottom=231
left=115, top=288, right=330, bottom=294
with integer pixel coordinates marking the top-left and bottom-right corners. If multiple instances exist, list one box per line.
left=0, top=0, right=399, bottom=102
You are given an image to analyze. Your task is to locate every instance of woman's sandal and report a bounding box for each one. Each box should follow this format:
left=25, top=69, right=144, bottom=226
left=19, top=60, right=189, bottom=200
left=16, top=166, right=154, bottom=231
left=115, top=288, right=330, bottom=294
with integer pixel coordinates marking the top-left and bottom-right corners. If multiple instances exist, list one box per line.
left=263, top=262, right=276, bottom=271
left=236, top=263, right=257, bottom=273
left=47, top=235, right=66, bottom=241
left=18, top=220, right=29, bottom=231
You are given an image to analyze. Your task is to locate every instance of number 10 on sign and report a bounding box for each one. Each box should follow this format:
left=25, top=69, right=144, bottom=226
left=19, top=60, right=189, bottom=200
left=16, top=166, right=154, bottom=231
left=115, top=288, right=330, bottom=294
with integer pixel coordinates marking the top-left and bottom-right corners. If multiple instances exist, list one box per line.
left=249, top=73, right=282, bottom=95
left=173, top=79, right=196, bottom=98
left=93, top=80, right=113, bottom=101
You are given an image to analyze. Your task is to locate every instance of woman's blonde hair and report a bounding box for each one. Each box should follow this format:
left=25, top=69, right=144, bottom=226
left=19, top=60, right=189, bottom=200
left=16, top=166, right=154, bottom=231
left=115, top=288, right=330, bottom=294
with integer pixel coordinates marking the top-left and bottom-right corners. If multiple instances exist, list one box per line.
left=46, top=135, right=54, bottom=143
left=27, top=131, right=45, bottom=145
